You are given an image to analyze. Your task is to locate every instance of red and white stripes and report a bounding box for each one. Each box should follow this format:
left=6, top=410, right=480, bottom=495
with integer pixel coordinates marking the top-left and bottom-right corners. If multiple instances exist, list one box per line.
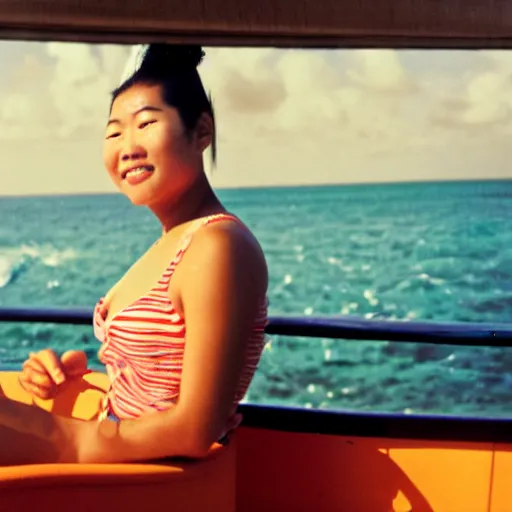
left=94, top=213, right=268, bottom=420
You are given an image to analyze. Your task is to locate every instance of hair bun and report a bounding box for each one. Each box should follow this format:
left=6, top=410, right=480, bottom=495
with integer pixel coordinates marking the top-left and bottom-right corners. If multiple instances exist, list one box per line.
left=141, top=44, right=205, bottom=73
left=119, top=44, right=205, bottom=85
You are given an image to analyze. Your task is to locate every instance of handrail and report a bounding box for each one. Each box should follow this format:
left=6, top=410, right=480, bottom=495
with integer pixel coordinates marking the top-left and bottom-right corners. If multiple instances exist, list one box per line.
left=3, top=306, right=512, bottom=441
left=0, top=306, right=511, bottom=347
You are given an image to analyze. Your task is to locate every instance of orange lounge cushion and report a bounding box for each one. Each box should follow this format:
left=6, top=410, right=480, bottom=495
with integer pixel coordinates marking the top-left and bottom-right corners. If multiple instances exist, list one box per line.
left=0, top=371, right=236, bottom=511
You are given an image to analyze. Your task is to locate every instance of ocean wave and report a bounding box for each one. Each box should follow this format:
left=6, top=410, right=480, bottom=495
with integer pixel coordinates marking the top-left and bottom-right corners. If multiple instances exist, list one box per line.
left=0, top=257, right=15, bottom=288
left=0, top=254, right=27, bottom=288
left=0, top=244, right=77, bottom=288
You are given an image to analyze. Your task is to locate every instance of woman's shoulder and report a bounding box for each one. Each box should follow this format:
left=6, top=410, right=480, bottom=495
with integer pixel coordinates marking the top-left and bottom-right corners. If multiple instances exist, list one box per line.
left=200, top=215, right=265, bottom=262
left=180, top=215, right=268, bottom=289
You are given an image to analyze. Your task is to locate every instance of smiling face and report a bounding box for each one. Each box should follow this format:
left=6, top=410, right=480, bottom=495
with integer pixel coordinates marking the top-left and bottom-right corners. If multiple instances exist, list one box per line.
left=103, top=82, right=212, bottom=209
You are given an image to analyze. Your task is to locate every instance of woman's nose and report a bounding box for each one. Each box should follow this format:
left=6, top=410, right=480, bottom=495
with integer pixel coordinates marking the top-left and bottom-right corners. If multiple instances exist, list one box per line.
left=121, top=149, right=145, bottom=161
left=121, top=146, right=146, bottom=161
left=121, top=134, right=146, bottom=161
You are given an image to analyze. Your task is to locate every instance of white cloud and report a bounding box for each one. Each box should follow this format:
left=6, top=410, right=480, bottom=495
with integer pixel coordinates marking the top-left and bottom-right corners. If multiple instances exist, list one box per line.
left=432, top=50, right=512, bottom=130
left=46, top=43, right=130, bottom=138
left=202, top=46, right=427, bottom=168
left=0, top=43, right=129, bottom=141
left=463, top=71, right=511, bottom=125
left=346, top=49, right=416, bottom=93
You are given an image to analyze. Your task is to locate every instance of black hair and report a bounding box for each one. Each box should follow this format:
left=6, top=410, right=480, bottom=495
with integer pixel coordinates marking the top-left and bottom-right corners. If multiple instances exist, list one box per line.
left=112, top=44, right=216, bottom=165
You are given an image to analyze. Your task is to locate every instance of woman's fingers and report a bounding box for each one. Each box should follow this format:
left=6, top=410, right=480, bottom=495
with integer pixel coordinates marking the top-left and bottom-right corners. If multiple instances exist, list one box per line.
left=18, top=372, right=56, bottom=399
left=19, top=348, right=90, bottom=400
left=31, top=371, right=55, bottom=388
left=23, top=355, right=46, bottom=374
left=19, top=349, right=62, bottom=399
left=22, top=355, right=56, bottom=388
left=32, top=349, right=66, bottom=385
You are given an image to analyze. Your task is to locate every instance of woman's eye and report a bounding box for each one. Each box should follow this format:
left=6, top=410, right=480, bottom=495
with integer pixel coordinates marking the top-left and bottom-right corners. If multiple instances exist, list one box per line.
left=139, top=120, right=156, bottom=129
left=106, top=132, right=121, bottom=139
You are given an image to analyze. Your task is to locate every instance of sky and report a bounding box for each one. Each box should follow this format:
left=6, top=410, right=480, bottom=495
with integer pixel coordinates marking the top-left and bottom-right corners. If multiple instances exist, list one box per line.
left=0, top=41, right=511, bottom=195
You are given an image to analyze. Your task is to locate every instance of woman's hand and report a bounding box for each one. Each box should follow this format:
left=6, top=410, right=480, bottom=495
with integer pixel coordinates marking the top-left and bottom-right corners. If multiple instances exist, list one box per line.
left=19, top=349, right=89, bottom=400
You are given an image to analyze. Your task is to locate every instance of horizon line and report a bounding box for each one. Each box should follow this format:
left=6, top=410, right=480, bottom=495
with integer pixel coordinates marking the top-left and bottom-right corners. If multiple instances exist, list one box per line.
left=0, top=177, right=510, bottom=199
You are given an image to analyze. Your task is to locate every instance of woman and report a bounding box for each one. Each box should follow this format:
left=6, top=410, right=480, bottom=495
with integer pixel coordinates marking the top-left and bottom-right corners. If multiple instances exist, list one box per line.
left=0, top=44, right=268, bottom=465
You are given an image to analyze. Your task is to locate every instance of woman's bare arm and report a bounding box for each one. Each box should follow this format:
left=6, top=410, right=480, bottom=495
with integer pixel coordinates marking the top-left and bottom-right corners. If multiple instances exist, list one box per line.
left=0, top=397, right=81, bottom=465
left=77, top=223, right=267, bottom=463
left=76, top=223, right=266, bottom=463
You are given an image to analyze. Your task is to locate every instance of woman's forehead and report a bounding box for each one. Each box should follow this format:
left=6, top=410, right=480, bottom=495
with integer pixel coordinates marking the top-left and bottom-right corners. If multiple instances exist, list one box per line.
left=110, top=83, right=166, bottom=116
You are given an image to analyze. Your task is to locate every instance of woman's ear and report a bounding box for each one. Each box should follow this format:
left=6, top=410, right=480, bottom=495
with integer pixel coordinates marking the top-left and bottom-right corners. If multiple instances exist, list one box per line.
left=194, top=112, right=214, bottom=153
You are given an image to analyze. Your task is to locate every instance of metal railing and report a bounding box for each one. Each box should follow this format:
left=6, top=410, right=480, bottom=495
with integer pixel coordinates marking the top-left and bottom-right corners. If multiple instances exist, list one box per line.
left=3, top=305, right=512, bottom=442
left=1, top=306, right=511, bottom=347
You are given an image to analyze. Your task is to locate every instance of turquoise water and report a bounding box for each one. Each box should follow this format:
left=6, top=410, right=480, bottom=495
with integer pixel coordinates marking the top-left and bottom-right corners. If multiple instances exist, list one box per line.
left=1, top=180, right=512, bottom=416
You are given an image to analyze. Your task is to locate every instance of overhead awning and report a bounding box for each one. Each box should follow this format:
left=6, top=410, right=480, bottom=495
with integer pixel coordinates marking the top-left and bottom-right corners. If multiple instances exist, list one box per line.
left=0, top=0, right=511, bottom=48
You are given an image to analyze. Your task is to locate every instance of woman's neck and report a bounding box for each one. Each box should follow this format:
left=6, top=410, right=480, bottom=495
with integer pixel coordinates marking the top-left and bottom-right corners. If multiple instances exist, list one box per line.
left=152, top=174, right=225, bottom=235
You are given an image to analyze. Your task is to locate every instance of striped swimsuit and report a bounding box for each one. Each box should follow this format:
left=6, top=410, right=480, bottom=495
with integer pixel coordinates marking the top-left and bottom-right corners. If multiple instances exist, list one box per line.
left=93, top=213, right=268, bottom=427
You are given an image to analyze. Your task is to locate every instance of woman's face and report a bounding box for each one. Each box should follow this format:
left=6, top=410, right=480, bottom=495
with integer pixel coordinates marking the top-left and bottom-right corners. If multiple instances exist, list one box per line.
left=103, top=82, right=209, bottom=208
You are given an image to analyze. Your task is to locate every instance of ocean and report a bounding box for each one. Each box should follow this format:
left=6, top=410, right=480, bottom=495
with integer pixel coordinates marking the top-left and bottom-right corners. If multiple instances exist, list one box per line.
left=1, top=180, right=512, bottom=417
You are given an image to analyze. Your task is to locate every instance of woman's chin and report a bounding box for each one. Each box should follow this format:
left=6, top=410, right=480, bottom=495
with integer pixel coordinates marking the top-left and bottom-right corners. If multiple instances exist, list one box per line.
left=124, top=191, right=153, bottom=207
left=130, top=198, right=152, bottom=207
left=119, top=184, right=153, bottom=207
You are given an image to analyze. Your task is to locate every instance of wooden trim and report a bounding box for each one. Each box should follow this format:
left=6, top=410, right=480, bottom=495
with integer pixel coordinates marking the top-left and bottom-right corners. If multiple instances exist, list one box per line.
left=0, top=0, right=512, bottom=48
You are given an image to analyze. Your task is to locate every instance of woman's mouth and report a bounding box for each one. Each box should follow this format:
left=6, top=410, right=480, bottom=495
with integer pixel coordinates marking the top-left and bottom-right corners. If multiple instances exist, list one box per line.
left=122, top=165, right=155, bottom=185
